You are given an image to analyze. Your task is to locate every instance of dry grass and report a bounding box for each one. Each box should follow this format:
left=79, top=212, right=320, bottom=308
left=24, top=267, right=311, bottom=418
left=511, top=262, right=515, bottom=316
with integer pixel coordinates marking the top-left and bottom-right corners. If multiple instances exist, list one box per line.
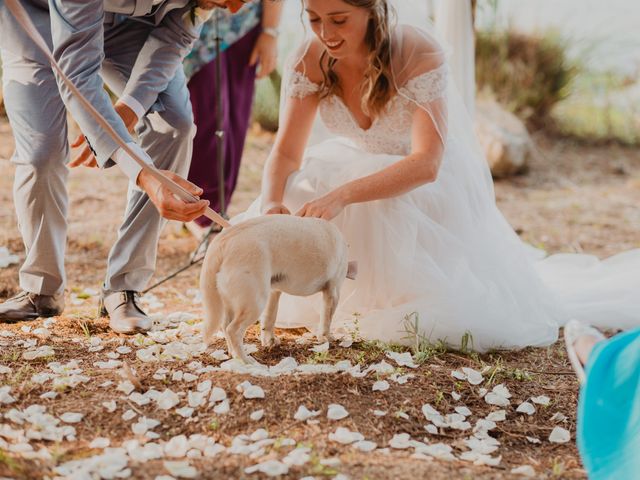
left=1, top=119, right=640, bottom=479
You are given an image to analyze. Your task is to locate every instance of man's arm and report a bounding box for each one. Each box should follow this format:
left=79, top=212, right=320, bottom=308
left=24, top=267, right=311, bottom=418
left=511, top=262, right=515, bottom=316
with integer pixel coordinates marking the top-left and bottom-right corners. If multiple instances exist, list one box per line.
left=48, top=0, right=137, bottom=170
left=47, top=0, right=208, bottom=221
left=119, top=6, right=204, bottom=117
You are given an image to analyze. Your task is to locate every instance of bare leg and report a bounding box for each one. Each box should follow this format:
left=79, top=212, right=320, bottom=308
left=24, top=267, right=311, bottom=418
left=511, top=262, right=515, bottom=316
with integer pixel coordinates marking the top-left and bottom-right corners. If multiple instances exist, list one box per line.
left=260, top=290, right=282, bottom=348
left=575, top=335, right=601, bottom=366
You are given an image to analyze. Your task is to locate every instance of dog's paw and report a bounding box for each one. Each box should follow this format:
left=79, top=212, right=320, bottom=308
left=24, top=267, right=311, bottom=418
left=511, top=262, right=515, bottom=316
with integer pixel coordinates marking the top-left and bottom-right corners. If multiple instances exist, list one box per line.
left=260, top=333, right=281, bottom=349
left=243, top=356, right=264, bottom=367
left=315, top=333, right=333, bottom=344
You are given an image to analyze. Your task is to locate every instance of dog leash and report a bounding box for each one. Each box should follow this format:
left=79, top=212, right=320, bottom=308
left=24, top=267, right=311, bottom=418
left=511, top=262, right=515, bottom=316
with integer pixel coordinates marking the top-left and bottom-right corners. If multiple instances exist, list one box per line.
left=5, top=0, right=231, bottom=229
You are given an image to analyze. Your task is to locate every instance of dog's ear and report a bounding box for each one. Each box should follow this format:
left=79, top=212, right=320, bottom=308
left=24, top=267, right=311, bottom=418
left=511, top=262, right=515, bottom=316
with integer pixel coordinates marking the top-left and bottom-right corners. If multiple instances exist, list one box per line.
left=346, top=261, right=358, bottom=280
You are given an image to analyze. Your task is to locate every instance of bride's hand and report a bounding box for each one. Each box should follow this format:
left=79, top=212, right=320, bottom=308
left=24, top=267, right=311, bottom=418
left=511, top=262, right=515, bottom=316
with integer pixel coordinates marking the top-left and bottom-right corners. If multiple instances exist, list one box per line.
left=262, top=202, right=291, bottom=215
left=295, top=190, right=347, bottom=220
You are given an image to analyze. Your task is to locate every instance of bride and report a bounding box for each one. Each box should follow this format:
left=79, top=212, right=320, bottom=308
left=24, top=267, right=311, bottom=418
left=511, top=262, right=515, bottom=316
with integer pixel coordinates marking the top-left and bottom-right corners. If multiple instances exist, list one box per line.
left=235, top=0, right=639, bottom=351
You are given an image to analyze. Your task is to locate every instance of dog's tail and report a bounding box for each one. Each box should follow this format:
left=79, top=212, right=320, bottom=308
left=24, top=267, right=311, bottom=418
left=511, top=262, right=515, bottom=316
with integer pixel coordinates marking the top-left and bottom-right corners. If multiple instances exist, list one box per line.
left=200, top=244, right=225, bottom=346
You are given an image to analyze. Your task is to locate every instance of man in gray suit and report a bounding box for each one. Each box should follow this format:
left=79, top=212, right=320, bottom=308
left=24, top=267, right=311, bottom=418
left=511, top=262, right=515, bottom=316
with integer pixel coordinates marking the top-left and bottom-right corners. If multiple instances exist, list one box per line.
left=0, top=0, right=249, bottom=332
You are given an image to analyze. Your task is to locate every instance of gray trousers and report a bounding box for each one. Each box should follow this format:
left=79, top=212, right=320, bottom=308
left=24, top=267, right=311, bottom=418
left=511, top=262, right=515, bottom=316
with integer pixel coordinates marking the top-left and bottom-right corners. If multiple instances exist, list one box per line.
left=1, top=17, right=195, bottom=296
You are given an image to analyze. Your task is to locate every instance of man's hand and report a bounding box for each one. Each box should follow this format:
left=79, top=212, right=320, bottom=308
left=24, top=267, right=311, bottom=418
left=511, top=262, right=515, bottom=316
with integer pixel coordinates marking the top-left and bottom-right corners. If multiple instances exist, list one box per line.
left=69, top=102, right=139, bottom=168
left=249, top=32, right=278, bottom=79
left=137, top=169, right=210, bottom=222
left=262, top=201, right=291, bottom=215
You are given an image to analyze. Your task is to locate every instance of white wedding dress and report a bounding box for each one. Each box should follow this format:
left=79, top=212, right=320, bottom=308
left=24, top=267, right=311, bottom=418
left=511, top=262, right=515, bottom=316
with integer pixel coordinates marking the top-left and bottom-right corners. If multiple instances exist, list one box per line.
left=235, top=26, right=640, bottom=352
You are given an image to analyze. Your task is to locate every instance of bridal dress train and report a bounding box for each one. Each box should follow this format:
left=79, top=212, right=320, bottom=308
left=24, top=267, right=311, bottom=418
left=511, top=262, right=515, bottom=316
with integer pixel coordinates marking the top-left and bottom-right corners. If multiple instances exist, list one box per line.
left=234, top=24, right=640, bottom=352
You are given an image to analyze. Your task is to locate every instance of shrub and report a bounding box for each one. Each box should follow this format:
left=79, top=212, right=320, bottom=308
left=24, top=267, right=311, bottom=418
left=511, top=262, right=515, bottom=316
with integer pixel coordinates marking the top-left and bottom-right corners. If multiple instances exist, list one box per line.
left=475, top=29, right=577, bottom=126
left=252, top=68, right=281, bottom=132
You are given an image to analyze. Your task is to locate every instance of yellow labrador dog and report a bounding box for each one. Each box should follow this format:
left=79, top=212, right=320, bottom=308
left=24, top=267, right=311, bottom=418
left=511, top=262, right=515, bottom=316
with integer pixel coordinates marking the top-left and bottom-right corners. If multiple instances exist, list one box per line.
left=200, top=215, right=355, bottom=365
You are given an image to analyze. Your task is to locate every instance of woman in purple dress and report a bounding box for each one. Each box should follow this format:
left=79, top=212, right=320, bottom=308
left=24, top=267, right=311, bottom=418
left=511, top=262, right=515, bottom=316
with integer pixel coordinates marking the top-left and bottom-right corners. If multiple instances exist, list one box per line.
left=184, top=0, right=283, bottom=237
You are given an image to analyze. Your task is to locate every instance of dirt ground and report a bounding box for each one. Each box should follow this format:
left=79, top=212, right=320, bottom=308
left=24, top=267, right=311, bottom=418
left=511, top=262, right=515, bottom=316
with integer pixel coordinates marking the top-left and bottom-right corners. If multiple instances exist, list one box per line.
left=0, top=117, right=639, bottom=480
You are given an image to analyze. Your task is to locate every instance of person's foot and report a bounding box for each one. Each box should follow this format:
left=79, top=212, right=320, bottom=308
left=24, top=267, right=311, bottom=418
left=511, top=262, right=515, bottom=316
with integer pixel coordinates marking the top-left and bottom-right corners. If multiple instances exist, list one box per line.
left=0, top=291, right=64, bottom=323
left=564, top=319, right=606, bottom=383
left=99, top=291, right=152, bottom=334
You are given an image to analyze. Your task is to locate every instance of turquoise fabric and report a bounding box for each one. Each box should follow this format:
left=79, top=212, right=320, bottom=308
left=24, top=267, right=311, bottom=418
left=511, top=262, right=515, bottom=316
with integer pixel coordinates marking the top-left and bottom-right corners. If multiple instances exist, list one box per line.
left=183, top=0, right=262, bottom=80
left=578, top=328, right=640, bottom=479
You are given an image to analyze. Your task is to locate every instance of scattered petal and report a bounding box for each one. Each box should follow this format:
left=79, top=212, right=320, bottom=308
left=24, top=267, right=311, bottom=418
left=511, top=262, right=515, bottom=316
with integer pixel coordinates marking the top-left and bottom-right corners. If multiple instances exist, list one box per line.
left=511, top=465, right=536, bottom=477
left=89, top=438, right=110, bottom=449
left=516, top=402, right=536, bottom=416
left=327, top=404, right=349, bottom=420
left=245, top=459, right=289, bottom=477
left=455, top=406, right=472, bottom=417
left=243, top=385, right=265, bottom=400
left=372, top=380, right=390, bottom=392
left=531, top=395, right=551, bottom=406
left=250, top=410, right=264, bottom=421
left=157, top=389, right=180, bottom=410
left=122, top=409, right=137, bottom=421
left=328, top=427, right=364, bottom=445
left=164, top=460, right=198, bottom=478
left=386, top=351, right=418, bottom=369
left=60, top=412, right=84, bottom=423
left=353, top=440, right=377, bottom=452
left=294, top=405, right=321, bottom=422
left=209, top=387, right=227, bottom=403
left=549, top=427, right=571, bottom=444
left=550, top=412, right=567, bottom=423
left=486, top=410, right=507, bottom=422
left=311, top=342, right=329, bottom=353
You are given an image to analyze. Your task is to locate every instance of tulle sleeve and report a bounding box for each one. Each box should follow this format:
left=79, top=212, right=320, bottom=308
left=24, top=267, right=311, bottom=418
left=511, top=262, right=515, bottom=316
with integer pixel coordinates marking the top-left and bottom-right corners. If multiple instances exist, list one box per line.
left=392, top=26, right=449, bottom=145
left=402, top=64, right=448, bottom=104
left=284, top=69, right=321, bottom=99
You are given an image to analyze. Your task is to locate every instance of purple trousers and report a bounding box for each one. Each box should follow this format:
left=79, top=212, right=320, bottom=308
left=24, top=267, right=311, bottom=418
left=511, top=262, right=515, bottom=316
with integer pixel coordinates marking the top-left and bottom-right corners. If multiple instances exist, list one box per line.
left=187, top=25, right=261, bottom=227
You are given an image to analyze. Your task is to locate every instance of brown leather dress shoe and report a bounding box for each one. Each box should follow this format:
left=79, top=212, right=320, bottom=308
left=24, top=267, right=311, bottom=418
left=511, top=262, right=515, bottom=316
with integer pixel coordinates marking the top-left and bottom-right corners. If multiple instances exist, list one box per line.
left=0, top=291, right=64, bottom=323
left=99, top=290, right=152, bottom=334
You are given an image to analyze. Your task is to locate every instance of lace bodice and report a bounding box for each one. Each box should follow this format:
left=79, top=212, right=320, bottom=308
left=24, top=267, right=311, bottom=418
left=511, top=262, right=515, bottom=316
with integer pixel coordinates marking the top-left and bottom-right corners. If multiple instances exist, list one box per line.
left=285, top=66, right=448, bottom=156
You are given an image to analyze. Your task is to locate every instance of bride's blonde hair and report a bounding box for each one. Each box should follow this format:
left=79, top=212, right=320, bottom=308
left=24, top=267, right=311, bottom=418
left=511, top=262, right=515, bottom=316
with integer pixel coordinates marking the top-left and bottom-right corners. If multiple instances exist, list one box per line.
left=318, top=0, right=395, bottom=118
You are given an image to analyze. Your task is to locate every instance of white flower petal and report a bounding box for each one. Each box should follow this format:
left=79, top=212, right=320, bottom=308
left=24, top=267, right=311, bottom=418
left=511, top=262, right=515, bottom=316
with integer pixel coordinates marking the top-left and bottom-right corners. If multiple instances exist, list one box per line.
left=244, top=459, right=288, bottom=477
left=250, top=409, right=265, bottom=421
left=353, top=440, right=377, bottom=452
left=176, top=407, right=194, bottom=418
left=213, top=399, right=230, bottom=415
left=294, top=405, right=321, bottom=422
left=165, top=435, right=189, bottom=458
left=516, top=402, right=536, bottom=416
left=531, top=395, right=551, bottom=406
left=455, top=406, right=472, bottom=417
left=511, top=465, right=536, bottom=477
left=328, top=427, right=364, bottom=445
left=122, top=409, right=137, bottom=421
left=549, top=427, right=571, bottom=444
left=157, top=389, right=180, bottom=410
left=327, top=404, right=349, bottom=420
left=385, top=351, right=418, bottom=368
left=389, top=433, right=412, bottom=449
left=461, top=367, right=484, bottom=385
left=243, top=385, right=265, bottom=400
left=89, top=437, right=111, bottom=449
left=163, top=460, right=198, bottom=478
left=486, top=410, right=507, bottom=422
left=60, top=412, right=84, bottom=423
left=311, top=342, right=329, bottom=353
left=208, top=387, right=227, bottom=403
left=372, top=380, right=390, bottom=392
